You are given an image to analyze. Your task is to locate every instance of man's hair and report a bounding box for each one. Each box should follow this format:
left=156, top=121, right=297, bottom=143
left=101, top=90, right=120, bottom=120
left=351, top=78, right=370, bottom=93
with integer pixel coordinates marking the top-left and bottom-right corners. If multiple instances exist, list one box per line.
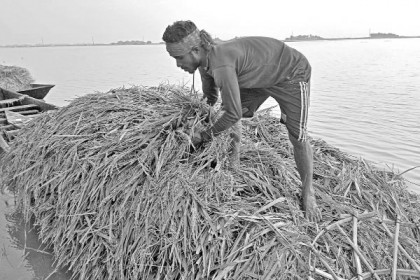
left=162, top=20, right=197, bottom=43
left=162, top=20, right=216, bottom=52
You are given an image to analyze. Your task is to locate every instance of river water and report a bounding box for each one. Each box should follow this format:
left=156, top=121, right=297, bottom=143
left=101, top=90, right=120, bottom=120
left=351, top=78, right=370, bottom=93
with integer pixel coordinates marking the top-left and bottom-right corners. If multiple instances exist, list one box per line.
left=0, top=39, right=419, bottom=279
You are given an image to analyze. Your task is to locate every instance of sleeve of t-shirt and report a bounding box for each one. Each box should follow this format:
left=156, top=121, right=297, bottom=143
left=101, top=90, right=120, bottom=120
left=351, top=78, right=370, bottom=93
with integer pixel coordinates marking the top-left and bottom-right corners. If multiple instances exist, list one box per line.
left=198, top=67, right=218, bottom=106
left=203, top=66, right=242, bottom=138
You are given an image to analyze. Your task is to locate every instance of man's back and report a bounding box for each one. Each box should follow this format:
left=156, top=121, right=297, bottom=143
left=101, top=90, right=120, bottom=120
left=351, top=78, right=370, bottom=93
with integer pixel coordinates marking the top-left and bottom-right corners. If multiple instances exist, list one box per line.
left=206, top=36, right=311, bottom=89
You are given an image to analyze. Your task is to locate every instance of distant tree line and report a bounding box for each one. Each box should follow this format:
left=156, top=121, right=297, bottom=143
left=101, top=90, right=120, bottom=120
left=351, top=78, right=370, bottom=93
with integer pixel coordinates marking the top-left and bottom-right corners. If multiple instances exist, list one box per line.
left=285, top=34, right=324, bottom=41
left=369, top=32, right=400, bottom=38
left=111, top=40, right=153, bottom=45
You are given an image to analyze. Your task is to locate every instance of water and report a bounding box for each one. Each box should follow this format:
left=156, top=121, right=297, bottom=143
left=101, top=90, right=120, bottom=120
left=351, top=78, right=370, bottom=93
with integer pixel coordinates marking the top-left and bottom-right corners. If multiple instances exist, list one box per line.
left=1, top=39, right=419, bottom=279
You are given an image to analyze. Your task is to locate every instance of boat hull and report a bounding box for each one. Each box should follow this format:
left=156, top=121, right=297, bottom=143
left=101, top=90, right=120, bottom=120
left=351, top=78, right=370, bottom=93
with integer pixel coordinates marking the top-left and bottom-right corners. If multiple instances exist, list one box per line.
left=17, top=84, right=55, bottom=99
left=0, top=87, right=58, bottom=151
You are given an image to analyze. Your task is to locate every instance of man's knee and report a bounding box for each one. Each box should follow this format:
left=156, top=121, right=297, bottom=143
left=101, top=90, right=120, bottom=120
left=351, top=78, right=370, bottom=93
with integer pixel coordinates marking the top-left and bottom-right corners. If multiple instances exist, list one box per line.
left=240, top=88, right=269, bottom=118
left=241, top=107, right=254, bottom=118
left=288, top=130, right=308, bottom=146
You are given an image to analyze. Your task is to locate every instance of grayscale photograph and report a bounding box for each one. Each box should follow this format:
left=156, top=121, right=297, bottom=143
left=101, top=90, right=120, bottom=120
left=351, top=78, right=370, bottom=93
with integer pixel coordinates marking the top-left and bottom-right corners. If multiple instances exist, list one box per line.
left=1, top=0, right=419, bottom=279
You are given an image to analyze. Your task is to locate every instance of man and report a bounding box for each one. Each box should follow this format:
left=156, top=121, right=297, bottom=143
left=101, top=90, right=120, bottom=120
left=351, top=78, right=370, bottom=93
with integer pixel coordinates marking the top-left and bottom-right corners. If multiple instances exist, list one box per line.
left=162, top=20, right=321, bottom=222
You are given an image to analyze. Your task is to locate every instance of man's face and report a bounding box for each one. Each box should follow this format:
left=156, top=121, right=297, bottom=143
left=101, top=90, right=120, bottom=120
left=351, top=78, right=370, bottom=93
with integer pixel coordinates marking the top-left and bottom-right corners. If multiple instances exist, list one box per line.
left=173, top=50, right=199, bottom=74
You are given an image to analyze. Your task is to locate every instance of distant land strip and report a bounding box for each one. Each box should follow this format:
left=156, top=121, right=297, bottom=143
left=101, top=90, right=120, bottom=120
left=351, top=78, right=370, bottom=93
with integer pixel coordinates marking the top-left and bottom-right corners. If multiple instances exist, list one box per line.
left=2, top=33, right=420, bottom=48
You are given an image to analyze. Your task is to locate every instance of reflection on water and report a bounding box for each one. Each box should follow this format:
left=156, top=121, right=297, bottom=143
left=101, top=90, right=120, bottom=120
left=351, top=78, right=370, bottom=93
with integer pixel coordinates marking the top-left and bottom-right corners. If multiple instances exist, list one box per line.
left=0, top=39, right=419, bottom=279
left=1, top=190, right=71, bottom=280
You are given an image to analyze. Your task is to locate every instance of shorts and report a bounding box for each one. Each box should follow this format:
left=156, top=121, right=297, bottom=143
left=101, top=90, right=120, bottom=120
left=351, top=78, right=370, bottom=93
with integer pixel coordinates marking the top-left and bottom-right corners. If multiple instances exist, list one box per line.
left=240, top=80, right=310, bottom=142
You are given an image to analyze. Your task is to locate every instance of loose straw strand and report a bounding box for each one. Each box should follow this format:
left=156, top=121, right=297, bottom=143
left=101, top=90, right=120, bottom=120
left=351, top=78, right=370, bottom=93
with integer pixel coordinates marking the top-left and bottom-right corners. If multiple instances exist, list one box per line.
left=336, top=225, right=382, bottom=280
left=380, top=219, right=420, bottom=273
left=391, top=215, right=400, bottom=280
left=352, top=215, right=363, bottom=280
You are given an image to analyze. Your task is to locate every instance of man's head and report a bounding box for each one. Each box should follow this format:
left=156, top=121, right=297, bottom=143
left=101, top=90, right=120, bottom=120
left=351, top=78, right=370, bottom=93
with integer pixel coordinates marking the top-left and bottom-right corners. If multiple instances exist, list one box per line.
left=162, top=20, right=202, bottom=74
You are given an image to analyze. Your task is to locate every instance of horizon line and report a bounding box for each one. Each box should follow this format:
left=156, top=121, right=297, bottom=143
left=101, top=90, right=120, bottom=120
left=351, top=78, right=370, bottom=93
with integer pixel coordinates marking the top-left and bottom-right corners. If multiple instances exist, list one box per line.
left=2, top=33, right=420, bottom=48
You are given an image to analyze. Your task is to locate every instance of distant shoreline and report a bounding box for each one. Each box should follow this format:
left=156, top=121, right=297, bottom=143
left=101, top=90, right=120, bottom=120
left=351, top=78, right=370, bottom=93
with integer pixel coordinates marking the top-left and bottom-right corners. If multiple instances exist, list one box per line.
left=284, top=35, right=420, bottom=42
left=0, top=42, right=165, bottom=48
left=2, top=36, right=420, bottom=48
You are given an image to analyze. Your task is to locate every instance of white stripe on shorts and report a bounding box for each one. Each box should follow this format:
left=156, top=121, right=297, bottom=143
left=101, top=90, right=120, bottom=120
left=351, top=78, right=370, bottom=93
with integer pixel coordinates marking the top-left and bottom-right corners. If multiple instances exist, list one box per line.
left=298, top=81, right=309, bottom=141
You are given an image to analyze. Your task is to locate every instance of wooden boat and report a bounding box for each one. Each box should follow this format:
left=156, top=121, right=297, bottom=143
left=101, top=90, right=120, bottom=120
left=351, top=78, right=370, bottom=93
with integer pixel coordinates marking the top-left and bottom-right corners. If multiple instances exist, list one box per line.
left=0, top=87, right=58, bottom=152
left=17, top=83, right=55, bottom=99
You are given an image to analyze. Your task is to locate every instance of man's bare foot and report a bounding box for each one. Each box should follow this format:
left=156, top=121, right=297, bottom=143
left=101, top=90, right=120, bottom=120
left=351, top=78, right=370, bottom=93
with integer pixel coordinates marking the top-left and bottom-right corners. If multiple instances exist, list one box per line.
left=303, top=194, right=321, bottom=222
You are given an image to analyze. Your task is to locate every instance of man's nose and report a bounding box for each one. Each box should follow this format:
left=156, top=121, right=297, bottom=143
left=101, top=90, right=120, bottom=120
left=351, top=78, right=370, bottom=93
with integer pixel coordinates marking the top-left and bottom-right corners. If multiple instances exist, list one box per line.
left=176, top=60, right=182, bottom=67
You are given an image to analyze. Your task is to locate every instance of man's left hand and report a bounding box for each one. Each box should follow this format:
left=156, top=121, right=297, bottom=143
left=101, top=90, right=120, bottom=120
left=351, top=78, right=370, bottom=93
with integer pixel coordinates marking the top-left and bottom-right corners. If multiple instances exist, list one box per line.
left=191, top=131, right=203, bottom=148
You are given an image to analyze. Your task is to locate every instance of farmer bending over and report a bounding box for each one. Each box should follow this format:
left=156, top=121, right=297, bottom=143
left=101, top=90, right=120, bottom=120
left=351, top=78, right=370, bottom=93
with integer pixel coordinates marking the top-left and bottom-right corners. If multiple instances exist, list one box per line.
left=162, top=20, right=321, bottom=222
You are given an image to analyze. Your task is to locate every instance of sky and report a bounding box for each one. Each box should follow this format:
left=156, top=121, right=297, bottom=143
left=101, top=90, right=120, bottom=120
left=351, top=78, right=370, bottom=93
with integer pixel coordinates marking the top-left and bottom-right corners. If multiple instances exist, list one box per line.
left=1, top=0, right=420, bottom=45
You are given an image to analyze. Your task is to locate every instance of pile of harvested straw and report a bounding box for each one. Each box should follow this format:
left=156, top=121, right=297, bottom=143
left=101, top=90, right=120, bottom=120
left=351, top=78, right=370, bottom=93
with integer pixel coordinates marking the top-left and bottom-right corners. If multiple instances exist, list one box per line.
left=0, top=64, right=34, bottom=91
left=1, top=85, right=419, bottom=279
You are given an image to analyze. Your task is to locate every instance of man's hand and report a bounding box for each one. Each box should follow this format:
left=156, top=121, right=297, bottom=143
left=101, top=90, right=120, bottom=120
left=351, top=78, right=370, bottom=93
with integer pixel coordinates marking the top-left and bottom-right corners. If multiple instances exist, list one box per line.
left=191, top=131, right=203, bottom=148
left=303, top=194, right=322, bottom=222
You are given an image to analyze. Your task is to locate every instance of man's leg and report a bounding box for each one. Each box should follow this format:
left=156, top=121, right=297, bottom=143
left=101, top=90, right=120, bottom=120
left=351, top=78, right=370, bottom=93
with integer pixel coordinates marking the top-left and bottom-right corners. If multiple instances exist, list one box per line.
left=229, top=120, right=241, bottom=169
left=227, top=89, right=269, bottom=168
left=240, top=88, right=270, bottom=118
left=270, top=81, right=320, bottom=221
left=288, top=132, right=319, bottom=221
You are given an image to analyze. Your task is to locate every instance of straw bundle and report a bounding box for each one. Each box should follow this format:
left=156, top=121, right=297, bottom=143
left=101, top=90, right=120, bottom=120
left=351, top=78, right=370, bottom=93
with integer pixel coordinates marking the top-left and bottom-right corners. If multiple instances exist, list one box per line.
left=0, top=85, right=419, bottom=280
left=0, top=64, right=34, bottom=91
